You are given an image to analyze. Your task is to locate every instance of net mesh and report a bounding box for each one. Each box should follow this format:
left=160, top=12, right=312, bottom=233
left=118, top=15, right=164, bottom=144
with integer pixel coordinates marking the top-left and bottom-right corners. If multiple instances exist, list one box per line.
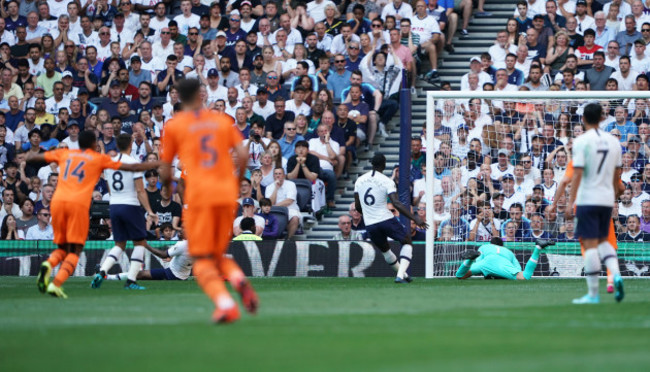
left=424, top=91, right=650, bottom=277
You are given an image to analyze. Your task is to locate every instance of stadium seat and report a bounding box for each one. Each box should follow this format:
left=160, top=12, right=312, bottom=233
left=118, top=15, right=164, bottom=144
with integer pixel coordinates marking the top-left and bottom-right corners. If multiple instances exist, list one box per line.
left=269, top=206, right=289, bottom=239
left=292, top=179, right=313, bottom=213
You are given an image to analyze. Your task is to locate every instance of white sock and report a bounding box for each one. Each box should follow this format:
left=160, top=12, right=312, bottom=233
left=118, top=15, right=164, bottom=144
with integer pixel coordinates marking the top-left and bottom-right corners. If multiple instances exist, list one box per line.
left=100, top=246, right=123, bottom=273
left=127, top=245, right=145, bottom=282
left=396, top=244, right=413, bottom=279
left=382, top=250, right=399, bottom=272
left=107, top=272, right=127, bottom=281
left=597, top=241, right=620, bottom=276
left=584, top=248, right=601, bottom=298
left=217, top=294, right=235, bottom=310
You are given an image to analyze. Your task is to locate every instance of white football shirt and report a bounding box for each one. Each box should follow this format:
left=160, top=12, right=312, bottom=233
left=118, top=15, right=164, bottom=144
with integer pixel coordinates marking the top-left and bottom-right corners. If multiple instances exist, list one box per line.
left=167, top=240, right=193, bottom=280
left=105, top=153, right=143, bottom=206
left=573, top=128, right=621, bottom=207
left=354, top=170, right=397, bottom=226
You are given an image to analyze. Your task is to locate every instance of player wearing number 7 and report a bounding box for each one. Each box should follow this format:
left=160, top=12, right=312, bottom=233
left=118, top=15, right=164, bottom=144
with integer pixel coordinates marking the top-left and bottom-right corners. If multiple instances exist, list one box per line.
left=30, top=131, right=160, bottom=299
left=354, top=154, right=428, bottom=283
left=567, top=102, right=624, bottom=304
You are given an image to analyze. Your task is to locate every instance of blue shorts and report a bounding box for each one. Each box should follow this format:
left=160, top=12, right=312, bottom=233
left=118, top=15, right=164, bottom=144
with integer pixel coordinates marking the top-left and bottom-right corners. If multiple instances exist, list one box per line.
left=110, top=204, right=147, bottom=242
left=366, top=218, right=406, bottom=248
left=150, top=267, right=181, bottom=280
left=575, top=205, right=612, bottom=239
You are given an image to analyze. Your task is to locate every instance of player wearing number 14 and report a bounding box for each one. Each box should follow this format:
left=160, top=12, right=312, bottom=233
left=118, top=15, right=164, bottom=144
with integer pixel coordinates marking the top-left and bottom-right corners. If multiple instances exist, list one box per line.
left=30, top=131, right=160, bottom=298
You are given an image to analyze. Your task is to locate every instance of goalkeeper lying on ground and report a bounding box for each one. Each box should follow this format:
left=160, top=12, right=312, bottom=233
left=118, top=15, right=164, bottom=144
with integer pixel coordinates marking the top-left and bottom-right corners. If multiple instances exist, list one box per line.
left=456, top=238, right=554, bottom=280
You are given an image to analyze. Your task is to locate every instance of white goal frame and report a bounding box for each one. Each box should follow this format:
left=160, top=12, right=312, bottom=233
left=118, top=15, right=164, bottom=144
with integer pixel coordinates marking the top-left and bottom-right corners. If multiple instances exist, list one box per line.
left=424, top=90, right=650, bottom=278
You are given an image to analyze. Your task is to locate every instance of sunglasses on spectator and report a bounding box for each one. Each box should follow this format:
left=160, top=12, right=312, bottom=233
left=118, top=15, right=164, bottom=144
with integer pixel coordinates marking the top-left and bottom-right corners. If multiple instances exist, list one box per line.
left=39, top=213, right=51, bottom=217
left=643, top=29, right=650, bottom=32
left=161, top=31, right=170, bottom=34
left=231, top=18, right=240, bottom=22
left=372, top=24, right=382, bottom=28
left=267, top=76, right=278, bottom=79
left=100, top=32, right=110, bottom=35
left=334, top=59, right=345, bottom=63
left=348, top=46, right=359, bottom=50
left=189, top=32, right=198, bottom=35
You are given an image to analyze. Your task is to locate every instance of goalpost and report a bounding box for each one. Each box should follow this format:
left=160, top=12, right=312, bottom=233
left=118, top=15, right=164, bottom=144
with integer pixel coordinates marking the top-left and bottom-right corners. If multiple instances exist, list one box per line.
left=424, top=90, right=650, bottom=279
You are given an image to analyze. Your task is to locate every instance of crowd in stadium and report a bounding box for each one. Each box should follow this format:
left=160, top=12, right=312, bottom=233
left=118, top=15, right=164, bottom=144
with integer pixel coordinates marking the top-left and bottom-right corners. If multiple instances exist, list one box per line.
left=0, top=0, right=648, bottom=243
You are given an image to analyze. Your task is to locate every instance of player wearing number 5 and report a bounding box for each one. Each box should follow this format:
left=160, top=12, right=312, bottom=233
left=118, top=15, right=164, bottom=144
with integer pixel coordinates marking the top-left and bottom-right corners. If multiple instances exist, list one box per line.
left=160, top=79, right=258, bottom=324
left=91, top=133, right=160, bottom=291
left=30, top=131, right=160, bottom=299
left=354, top=154, right=428, bottom=283
left=567, top=102, right=624, bottom=304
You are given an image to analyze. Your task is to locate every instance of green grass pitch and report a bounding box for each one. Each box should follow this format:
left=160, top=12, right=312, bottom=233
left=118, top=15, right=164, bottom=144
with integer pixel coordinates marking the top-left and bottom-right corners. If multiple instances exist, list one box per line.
left=1, top=277, right=649, bottom=372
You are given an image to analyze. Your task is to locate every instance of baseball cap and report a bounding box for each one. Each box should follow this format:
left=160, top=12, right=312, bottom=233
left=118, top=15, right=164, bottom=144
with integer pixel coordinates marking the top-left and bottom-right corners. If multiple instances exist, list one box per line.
left=467, top=150, right=479, bottom=158
left=78, top=87, right=89, bottom=95
left=533, top=184, right=544, bottom=191
left=216, top=30, right=227, bottom=38
left=207, top=68, right=219, bottom=77
left=576, top=0, right=587, bottom=5
left=230, top=9, right=240, bottom=16
left=61, top=70, right=73, bottom=78
left=114, top=12, right=125, bottom=18
left=130, top=55, right=141, bottom=63
left=533, top=14, right=544, bottom=20
left=631, top=172, right=643, bottom=181
left=67, top=120, right=79, bottom=128
left=469, top=56, right=481, bottom=63
left=34, top=85, right=44, bottom=91
left=457, top=124, right=469, bottom=132
left=241, top=0, right=252, bottom=6
left=498, top=149, right=509, bottom=156
left=257, top=86, right=269, bottom=95
left=628, top=135, right=641, bottom=143
left=635, top=38, right=647, bottom=46
left=502, top=174, right=514, bottom=181
left=242, top=197, right=255, bottom=206
left=110, top=80, right=120, bottom=87
left=253, top=53, right=263, bottom=60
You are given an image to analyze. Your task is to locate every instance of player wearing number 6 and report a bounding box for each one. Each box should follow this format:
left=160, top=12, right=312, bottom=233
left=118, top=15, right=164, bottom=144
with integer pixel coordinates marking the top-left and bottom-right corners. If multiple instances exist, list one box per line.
left=354, top=154, right=428, bottom=283
left=30, top=131, right=160, bottom=299
left=567, top=102, right=624, bottom=304
left=160, top=79, right=258, bottom=324
left=91, top=133, right=159, bottom=291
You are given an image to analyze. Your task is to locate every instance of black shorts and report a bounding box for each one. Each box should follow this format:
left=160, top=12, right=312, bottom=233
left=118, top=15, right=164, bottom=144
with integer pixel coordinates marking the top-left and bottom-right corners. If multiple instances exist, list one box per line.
left=366, top=218, right=407, bottom=248
left=575, top=205, right=612, bottom=239
left=149, top=267, right=182, bottom=281
left=110, top=204, right=147, bottom=242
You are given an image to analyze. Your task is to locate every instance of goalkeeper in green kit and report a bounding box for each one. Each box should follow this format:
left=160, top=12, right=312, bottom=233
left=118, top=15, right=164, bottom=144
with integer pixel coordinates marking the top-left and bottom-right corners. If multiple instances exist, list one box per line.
left=456, top=238, right=554, bottom=280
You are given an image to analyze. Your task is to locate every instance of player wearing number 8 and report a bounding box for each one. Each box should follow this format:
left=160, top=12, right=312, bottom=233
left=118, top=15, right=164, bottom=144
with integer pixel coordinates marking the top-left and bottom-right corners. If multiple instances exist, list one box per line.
left=29, top=131, right=161, bottom=299
left=91, top=134, right=160, bottom=291
left=568, top=102, right=624, bottom=304
left=354, top=154, right=428, bottom=283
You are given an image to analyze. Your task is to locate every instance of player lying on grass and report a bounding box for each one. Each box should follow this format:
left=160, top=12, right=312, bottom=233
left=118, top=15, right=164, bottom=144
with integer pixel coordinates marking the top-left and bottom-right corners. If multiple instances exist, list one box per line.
left=106, top=240, right=193, bottom=281
left=456, top=238, right=553, bottom=280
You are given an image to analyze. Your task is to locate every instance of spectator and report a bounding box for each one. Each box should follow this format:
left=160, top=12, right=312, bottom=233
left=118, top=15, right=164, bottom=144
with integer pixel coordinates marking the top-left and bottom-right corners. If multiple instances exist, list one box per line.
left=257, top=197, right=280, bottom=240
left=525, top=213, right=552, bottom=241
left=437, top=201, right=469, bottom=242
left=469, top=200, right=500, bottom=242
left=151, top=185, right=182, bottom=234
left=616, top=15, right=642, bottom=56
left=501, top=202, right=531, bottom=239
left=606, top=105, right=638, bottom=142
left=266, top=98, right=295, bottom=140
left=0, top=188, right=20, bottom=221
left=327, top=54, right=352, bottom=99
left=585, top=51, right=615, bottom=90
left=618, top=214, right=650, bottom=241
left=308, top=124, right=338, bottom=211
left=16, top=198, right=36, bottom=236
left=233, top=197, right=265, bottom=237
left=334, top=215, right=363, bottom=240
left=640, top=199, right=650, bottom=233
left=557, top=218, right=578, bottom=242
left=265, top=167, right=301, bottom=238
left=25, top=208, right=53, bottom=240
left=594, top=11, right=615, bottom=49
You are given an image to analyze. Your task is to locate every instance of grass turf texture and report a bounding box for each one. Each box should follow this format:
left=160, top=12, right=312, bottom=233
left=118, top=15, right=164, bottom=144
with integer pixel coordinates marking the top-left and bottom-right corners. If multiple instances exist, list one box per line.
left=1, top=277, right=649, bottom=372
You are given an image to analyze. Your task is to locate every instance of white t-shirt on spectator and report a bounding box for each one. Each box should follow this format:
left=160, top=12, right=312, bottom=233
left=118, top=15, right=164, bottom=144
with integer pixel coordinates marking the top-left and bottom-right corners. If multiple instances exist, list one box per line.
left=308, top=137, right=340, bottom=171
left=610, top=70, right=640, bottom=91
left=206, top=85, right=228, bottom=104
left=410, top=14, right=441, bottom=43
left=254, top=101, right=275, bottom=119
left=460, top=71, right=492, bottom=91
left=26, top=223, right=54, bottom=240
left=381, top=2, right=413, bottom=24
left=491, top=163, right=514, bottom=180
left=265, top=180, right=300, bottom=213
left=307, top=0, right=336, bottom=23
left=174, top=13, right=201, bottom=35
left=285, top=99, right=311, bottom=117
left=502, top=191, right=526, bottom=211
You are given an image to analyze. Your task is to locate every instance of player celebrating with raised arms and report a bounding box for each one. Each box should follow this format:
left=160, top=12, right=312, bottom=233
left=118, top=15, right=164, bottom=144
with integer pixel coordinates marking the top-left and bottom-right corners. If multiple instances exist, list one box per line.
left=354, top=154, right=428, bottom=283
left=160, top=78, right=258, bottom=324
left=91, top=133, right=160, bottom=290
left=567, top=102, right=624, bottom=304
left=456, top=238, right=553, bottom=280
left=32, top=131, right=160, bottom=299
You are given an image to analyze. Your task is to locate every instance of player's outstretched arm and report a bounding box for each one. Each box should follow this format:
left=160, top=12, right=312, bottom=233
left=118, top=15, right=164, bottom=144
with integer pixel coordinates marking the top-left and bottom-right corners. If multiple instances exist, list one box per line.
left=142, top=244, right=170, bottom=260
left=566, top=167, right=583, bottom=220
left=26, top=152, right=47, bottom=164
left=120, top=161, right=162, bottom=173
left=388, top=193, right=429, bottom=230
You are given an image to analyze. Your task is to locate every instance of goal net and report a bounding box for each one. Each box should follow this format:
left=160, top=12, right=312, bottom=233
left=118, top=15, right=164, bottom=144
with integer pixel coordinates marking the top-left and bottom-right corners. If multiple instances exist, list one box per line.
left=423, top=90, right=650, bottom=278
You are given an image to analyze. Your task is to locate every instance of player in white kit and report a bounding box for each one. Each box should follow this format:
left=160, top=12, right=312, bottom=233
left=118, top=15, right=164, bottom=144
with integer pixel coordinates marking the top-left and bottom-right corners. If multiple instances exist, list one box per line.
left=91, top=134, right=158, bottom=290
left=106, top=240, right=194, bottom=281
left=567, top=103, right=624, bottom=304
left=354, top=154, right=428, bottom=283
